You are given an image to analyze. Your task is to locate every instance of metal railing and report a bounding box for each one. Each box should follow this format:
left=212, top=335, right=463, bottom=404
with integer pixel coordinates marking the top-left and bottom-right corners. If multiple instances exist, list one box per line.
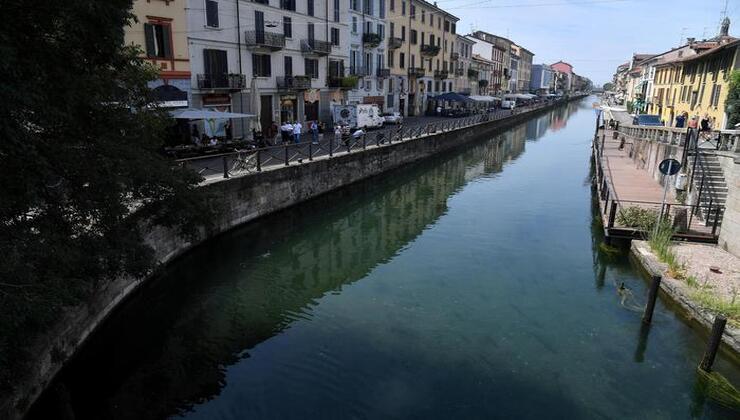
left=244, top=30, right=285, bottom=50
left=301, top=39, right=331, bottom=55
left=420, top=44, right=441, bottom=57
left=276, top=75, right=311, bottom=90
left=176, top=99, right=569, bottom=182
left=388, top=37, right=403, bottom=49
left=196, top=74, right=246, bottom=90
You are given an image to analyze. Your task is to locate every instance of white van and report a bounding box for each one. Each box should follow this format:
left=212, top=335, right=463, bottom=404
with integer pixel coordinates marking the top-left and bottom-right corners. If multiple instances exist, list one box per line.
left=332, top=104, right=384, bottom=129
left=501, top=100, right=516, bottom=110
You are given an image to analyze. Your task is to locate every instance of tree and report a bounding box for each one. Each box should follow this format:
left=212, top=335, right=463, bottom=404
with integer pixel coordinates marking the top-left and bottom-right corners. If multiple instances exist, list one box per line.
left=603, top=82, right=615, bottom=91
left=725, top=70, right=740, bottom=129
left=0, top=0, right=211, bottom=392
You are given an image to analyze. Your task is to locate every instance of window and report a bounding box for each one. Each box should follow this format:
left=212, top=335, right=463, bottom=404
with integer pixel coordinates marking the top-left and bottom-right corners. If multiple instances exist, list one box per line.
left=402, top=1, right=406, bottom=15
left=351, top=0, right=359, bottom=11
left=334, top=0, right=340, bottom=21
left=400, top=52, right=405, bottom=69
left=364, top=0, right=373, bottom=15
left=377, top=53, right=384, bottom=70
left=429, top=33, right=434, bottom=45
left=365, top=52, right=373, bottom=72
left=421, top=31, right=424, bottom=45
left=350, top=50, right=359, bottom=72
left=428, top=80, right=433, bottom=92
left=352, top=17, right=357, bottom=33
left=410, top=4, right=416, bottom=19
left=308, top=22, right=315, bottom=40
left=204, top=49, right=227, bottom=77
left=331, top=27, right=340, bottom=46
left=253, top=0, right=269, bottom=3
left=429, top=14, right=433, bottom=27
left=401, top=26, right=405, bottom=41
left=410, top=30, right=417, bottom=45
left=380, top=0, right=385, bottom=18
left=390, top=22, right=395, bottom=37
left=390, top=0, right=394, bottom=11
left=205, top=0, right=219, bottom=28
left=144, top=22, right=172, bottom=58
left=421, top=10, right=425, bottom=23
left=377, top=24, right=384, bottom=40
left=444, top=20, right=449, bottom=32
left=411, top=54, right=415, bottom=68
left=367, top=80, right=372, bottom=91
left=284, top=56, right=293, bottom=76
left=305, top=58, right=319, bottom=78
left=281, top=0, right=296, bottom=11
left=388, top=50, right=394, bottom=67
left=283, top=16, right=292, bottom=38
left=451, top=23, right=456, bottom=34
left=252, top=53, right=271, bottom=77
left=365, top=21, right=372, bottom=34
left=711, top=85, right=721, bottom=107
left=308, top=0, right=314, bottom=16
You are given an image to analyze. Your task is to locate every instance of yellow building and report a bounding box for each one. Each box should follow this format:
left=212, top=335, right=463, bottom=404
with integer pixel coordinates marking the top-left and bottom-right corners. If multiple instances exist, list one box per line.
left=124, top=0, right=191, bottom=106
left=386, top=0, right=458, bottom=116
left=654, top=39, right=739, bottom=129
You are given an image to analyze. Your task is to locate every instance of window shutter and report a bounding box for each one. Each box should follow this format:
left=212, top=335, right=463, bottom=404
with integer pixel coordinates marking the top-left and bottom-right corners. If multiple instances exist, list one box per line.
left=161, top=25, right=172, bottom=58
left=144, top=23, right=156, bottom=57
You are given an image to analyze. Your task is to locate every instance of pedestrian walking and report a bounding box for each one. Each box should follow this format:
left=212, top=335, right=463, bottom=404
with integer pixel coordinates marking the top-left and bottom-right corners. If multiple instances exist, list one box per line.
left=270, top=121, right=279, bottom=146
left=293, top=120, right=302, bottom=143
left=688, top=115, right=698, bottom=129
left=334, top=124, right=342, bottom=146
left=675, top=113, right=685, bottom=128
left=310, top=120, right=319, bottom=144
left=281, top=121, right=293, bottom=144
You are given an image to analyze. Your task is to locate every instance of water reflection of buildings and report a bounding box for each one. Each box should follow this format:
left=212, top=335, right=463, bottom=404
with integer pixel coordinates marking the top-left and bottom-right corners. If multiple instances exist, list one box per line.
left=32, top=123, right=537, bottom=419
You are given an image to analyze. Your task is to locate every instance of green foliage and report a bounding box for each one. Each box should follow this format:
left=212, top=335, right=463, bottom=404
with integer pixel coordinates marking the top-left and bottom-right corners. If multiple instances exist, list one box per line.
left=626, top=101, right=634, bottom=114
left=691, top=289, right=740, bottom=327
left=602, top=82, right=615, bottom=91
left=0, top=0, right=212, bottom=391
left=341, top=75, right=360, bottom=88
left=616, top=206, right=660, bottom=230
left=647, top=219, right=685, bottom=278
left=725, top=70, right=740, bottom=129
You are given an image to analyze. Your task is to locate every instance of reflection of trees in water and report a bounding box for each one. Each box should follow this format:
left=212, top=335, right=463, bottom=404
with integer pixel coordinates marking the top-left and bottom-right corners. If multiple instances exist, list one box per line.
left=33, top=123, right=540, bottom=420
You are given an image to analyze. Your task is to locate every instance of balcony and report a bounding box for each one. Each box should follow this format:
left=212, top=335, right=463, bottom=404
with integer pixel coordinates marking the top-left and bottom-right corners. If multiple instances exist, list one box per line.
left=467, top=68, right=479, bottom=79
left=301, top=39, right=331, bottom=56
left=362, top=33, right=382, bottom=47
left=451, top=52, right=460, bottom=61
left=376, top=68, right=391, bottom=78
left=196, top=73, right=246, bottom=90
left=420, top=44, right=440, bottom=57
left=328, top=75, right=359, bottom=89
left=408, top=67, right=426, bottom=78
left=434, top=70, right=449, bottom=80
left=244, top=30, right=285, bottom=51
left=388, top=37, right=403, bottom=49
left=277, top=75, right=311, bottom=90
left=349, top=66, right=370, bottom=77
left=454, top=68, right=464, bottom=76
left=478, top=79, right=489, bottom=88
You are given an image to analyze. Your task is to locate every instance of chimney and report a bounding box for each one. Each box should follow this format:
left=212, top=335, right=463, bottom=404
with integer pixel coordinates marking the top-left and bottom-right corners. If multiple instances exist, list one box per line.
left=687, top=37, right=695, bottom=45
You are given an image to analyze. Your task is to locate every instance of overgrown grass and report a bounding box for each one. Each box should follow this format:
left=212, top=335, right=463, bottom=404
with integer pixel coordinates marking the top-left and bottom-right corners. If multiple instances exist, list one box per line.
left=648, top=220, right=685, bottom=278
left=692, top=288, right=740, bottom=328
left=617, top=206, right=660, bottom=230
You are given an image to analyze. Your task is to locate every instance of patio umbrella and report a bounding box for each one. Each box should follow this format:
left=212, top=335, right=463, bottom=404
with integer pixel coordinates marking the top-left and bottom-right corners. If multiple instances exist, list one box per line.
left=250, top=77, right=262, bottom=132
left=170, top=108, right=256, bottom=120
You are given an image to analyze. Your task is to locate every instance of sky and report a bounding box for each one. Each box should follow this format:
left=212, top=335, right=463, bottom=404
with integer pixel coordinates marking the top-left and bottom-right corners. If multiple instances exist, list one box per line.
left=442, top=0, right=740, bottom=86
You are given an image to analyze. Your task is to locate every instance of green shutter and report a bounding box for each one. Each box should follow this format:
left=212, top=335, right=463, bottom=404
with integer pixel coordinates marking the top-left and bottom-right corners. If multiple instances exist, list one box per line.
left=161, top=26, right=171, bottom=58
left=144, top=24, right=155, bottom=57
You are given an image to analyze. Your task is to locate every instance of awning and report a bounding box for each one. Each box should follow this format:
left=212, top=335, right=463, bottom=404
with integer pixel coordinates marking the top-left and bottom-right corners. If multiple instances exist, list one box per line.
left=170, top=108, right=256, bottom=120
left=431, top=92, right=474, bottom=102
left=468, top=95, right=501, bottom=102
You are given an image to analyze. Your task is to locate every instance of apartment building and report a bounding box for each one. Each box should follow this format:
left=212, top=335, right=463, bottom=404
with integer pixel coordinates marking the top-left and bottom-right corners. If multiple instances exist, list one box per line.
left=530, top=64, right=554, bottom=94
left=517, top=47, right=533, bottom=93
left=452, top=34, right=476, bottom=94
left=470, top=54, right=493, bottom=95
left=348, top=0, right=389, bottom=109
left=469, top=31, right=515, bottom=94
left=186, top=0, right=349, bottom=135
left=125, top=0, right=191, bottom=107
left=386, top=0, right=459, bottom=116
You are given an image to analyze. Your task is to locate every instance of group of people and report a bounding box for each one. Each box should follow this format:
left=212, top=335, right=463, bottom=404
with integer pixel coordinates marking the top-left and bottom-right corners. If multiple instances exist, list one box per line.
left=276, top=120, right=321, bottom=145
left=674, top=112, right=714, bottom=132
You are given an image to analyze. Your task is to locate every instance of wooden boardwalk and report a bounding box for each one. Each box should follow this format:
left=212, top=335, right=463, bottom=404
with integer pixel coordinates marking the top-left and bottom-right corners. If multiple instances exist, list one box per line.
left=593, top=127, right=716, bottom=242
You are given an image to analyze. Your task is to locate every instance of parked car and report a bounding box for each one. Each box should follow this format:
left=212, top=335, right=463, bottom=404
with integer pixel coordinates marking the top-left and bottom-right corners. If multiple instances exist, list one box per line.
left=332, top=104, right=385, bottom=129
left=382, top=112, right=403, bottom=125
left=501, top=100, right=516, bottom=110
left=632, top=114, right=663, bottom=126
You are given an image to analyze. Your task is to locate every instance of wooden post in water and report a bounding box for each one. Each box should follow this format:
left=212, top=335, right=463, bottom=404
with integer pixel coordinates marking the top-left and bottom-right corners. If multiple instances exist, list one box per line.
left=608, top=202, right=618, bottom=228
left=642, top=275, right=661, bottom=324
left=699, top=315, right=727, bottom=372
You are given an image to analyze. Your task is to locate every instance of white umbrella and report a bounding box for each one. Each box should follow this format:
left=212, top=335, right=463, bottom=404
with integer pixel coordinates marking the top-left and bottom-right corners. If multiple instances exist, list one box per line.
left=170, top=108, right=255, bottom=120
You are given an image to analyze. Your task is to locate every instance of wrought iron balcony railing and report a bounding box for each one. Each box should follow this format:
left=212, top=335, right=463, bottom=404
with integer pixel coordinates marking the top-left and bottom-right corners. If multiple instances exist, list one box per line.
left=349, top=66, right=370, bottom=77
left=467, top=68, right=479, bottom=79
left=420, top=44, right=440, bottom=57
left=408, top=67, right=426, bottom=78
left=301, top=39, right=331, bottom=55
left=276, top=75, right=311, bottom=90
left=244, top=30, right=285, bottom=50
left=376, top=68, right=391, bottom=78
left=388, top=37, right=403, bottom=49
left=328, top=75, right=359, bottom=89
left=196, top=73, right=246, bottom=90
left=451, top=52, right=460, bottom=61
left=434, top=70, right=449, bottom=80
left=454, top=68, right=464, bottom=76
left=362, top=33, right=382, bottom=47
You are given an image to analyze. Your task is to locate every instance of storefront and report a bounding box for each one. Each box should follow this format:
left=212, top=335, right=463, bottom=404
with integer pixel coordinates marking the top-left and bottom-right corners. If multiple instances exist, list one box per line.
left=304, top=89, right=320, bottom=122
left=280, top=94, right=298, bottom=123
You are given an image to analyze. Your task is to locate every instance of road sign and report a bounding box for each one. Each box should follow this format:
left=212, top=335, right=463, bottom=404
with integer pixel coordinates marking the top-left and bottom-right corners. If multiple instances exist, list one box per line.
left=659, top=159, right=681, bottom=176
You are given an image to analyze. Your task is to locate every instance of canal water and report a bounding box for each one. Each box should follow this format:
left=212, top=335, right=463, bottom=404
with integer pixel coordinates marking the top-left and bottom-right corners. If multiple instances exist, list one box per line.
left=31, top=97, right=740, bottom=419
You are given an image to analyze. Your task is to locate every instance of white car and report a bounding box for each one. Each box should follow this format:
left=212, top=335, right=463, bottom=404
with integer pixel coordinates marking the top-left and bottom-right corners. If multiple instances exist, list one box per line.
left=382, top=112, right=403, bottom=124
left=501, top=100, right=516, bottom=110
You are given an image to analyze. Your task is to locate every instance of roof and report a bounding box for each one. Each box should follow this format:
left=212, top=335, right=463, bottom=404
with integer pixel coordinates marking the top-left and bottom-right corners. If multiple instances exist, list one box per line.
left=457, top=34, right=476, bottom=45
left=656, top=38, right=740, bottom=67
left=472, top=54, right=494, bottom=64
left=633, top=53, right=656, bottom=62
left=416, top=0, right=459, bottom=21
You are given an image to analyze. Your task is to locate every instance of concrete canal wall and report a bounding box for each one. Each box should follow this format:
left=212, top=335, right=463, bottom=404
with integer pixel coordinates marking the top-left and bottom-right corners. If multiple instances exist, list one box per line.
left=5, top=96, right=587, bottom=419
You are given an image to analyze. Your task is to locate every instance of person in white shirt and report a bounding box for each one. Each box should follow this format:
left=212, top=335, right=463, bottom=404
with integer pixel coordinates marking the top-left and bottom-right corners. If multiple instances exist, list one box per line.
left=292, top=121, right=302, bottom=143
left=280, top=122, right=293, bottom=144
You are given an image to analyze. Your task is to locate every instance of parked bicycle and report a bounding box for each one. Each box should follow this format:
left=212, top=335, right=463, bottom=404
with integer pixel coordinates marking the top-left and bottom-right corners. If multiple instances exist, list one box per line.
left=230, top=148, right=258, bottom=175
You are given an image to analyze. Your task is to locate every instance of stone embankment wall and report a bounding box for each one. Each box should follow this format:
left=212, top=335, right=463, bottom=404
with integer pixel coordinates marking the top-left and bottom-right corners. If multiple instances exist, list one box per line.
left=4, top=96, right=586, bottom=419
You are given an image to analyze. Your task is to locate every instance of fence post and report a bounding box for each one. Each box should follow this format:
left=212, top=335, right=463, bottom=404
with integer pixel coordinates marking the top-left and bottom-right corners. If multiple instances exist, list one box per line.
left=256, top=149, right=262, bottom=172
left=712, top=206, right=721, bottom=236
left=308, top=142, right=313, bottom=161
left=223, top=156, right=229, bottom=178
left=362, top=134, right=366, bottom=150
left=642, top=275, right=662, bottom=324
left=284, top=144, right=289, bottom=166
left=699, top=315, right=727, bottom=372
left=329, top=135, right=334, bottom=158
left=608, top=201, right=617, bottom=228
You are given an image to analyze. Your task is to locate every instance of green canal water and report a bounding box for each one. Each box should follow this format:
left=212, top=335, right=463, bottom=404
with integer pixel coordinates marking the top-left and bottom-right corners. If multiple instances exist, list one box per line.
left=31, top=97, right=740, bottom=419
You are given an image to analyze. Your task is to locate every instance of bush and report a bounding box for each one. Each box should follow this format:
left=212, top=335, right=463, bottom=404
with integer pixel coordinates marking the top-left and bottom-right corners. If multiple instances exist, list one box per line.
left=616, top=206, right=661, bottom=230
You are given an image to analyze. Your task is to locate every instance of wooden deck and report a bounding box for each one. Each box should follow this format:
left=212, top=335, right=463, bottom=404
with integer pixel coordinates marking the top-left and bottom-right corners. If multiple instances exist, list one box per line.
left=593, top=128, right=717, bottom=242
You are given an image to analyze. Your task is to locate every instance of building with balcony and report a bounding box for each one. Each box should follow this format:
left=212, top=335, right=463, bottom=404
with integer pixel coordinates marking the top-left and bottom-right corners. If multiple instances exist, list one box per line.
left=469, top=31, right=515, bottom=95
left=516, top=46, right=534, bottom=93
left=348, top=0, right=388, bottom=109
left=186, top=0, right=349, bottom=135
left=387, top=0, right=459, bottom=116
left=125, top=0, right=191, bottom=108
left=470, top=54, right=493, bottom=95
left=452, top=34, right=475, bottom=94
